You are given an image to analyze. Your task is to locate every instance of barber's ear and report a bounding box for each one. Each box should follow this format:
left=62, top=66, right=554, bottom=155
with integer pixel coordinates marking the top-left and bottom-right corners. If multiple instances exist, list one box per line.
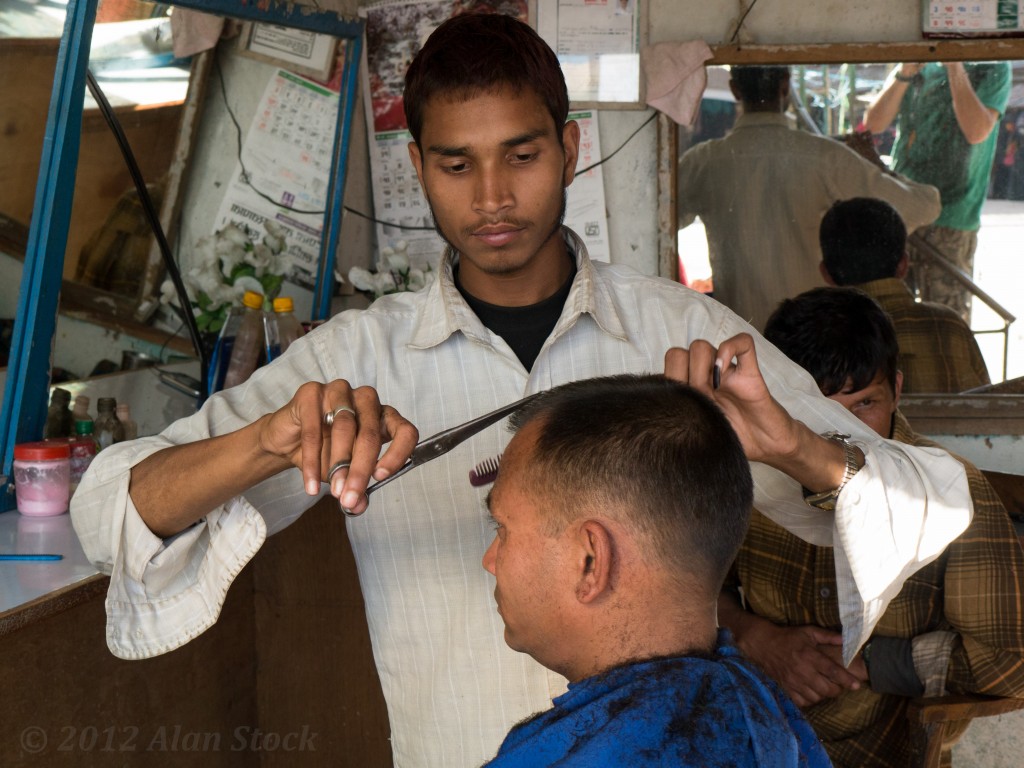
left=573, top=520, right=613, bottom=603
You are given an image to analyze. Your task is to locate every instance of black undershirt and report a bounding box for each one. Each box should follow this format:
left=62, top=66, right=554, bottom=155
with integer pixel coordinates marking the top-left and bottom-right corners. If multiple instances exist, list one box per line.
left=455, top=255, right=577, bottom=371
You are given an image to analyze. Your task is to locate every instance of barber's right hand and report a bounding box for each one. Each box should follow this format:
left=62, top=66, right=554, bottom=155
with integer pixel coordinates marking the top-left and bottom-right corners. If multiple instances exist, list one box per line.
left=256, top=380, right=419, bottom=515
left=736, top=621, right=867, bottom=707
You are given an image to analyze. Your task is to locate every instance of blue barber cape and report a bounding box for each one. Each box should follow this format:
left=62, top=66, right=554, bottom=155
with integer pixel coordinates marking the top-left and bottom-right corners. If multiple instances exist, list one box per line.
left=483, top=630, right=830, bottom=767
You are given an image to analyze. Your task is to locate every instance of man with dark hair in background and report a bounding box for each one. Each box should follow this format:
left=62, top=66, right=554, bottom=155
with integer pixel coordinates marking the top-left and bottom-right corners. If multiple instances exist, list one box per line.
left=720, top=286, right=1024, bottom=768
left=483, top=374, right=830, bottom=767
left=678, top=65, right=940, bottom=330
left=819, top=197, right=989, bottom=393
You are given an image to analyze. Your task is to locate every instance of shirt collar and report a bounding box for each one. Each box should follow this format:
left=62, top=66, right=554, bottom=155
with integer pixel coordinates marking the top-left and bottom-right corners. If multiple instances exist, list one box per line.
left=732, top=112, right=792, bottom=130
left=855, top=277, right=914, bottom=303
left=408, top=227, right=628, bottom=350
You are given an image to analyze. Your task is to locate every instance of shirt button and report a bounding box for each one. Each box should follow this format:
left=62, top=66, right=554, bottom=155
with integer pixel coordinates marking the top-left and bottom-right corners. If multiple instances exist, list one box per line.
left=819, top=587, right=831, bottom=598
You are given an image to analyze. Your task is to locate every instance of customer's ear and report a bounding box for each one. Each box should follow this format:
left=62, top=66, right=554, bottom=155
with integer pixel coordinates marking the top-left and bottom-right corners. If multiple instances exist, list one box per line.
left=572, top=520, right=613, bottom=603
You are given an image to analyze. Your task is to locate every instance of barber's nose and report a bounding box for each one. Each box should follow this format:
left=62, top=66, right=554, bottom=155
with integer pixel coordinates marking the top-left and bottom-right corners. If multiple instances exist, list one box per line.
left=474, top=165, right=514, bottom=215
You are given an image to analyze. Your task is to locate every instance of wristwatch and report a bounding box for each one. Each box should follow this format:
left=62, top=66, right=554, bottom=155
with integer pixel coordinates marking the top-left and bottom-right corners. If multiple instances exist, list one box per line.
left=804, top=432, right=861, bottom=511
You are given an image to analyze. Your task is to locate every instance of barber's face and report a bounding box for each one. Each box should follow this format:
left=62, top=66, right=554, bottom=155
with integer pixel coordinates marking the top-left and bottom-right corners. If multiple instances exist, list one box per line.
left=408, top=86, right=579, bottom=300
left=482, top=425, right=572, bottom=665
left=827, top=370, right=903, bottom=438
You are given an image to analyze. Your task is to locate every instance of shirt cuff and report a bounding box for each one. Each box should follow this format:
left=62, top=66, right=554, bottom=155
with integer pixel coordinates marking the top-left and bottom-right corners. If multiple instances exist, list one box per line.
left=867, top=635, right=925, bottom=697
left=912, top=631, right=957, bottom=697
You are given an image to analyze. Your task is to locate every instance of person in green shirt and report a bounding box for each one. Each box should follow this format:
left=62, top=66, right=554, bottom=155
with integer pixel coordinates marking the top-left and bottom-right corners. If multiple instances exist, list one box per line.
left=864, top=61, right=1011, bottom=323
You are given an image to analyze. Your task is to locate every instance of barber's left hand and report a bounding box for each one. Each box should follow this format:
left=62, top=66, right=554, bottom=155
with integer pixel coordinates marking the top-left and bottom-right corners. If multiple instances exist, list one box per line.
left=664, top=334, right=799, bottom=465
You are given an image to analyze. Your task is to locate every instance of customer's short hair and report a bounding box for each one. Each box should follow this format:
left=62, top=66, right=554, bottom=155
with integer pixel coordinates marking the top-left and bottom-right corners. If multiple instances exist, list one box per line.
left=509, top=375, right=752, bottom=591
left=764, top=287, right=900, bottom=396
left=820, top=198, right=907, bottom=285
left=730, top=65, right=790, bottom=105
left=403, top=12, right=569, bottom=146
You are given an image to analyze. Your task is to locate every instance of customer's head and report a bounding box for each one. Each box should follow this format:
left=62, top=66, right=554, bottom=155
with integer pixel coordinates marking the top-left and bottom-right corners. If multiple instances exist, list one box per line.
left=482, top=374, right=752, bottom=679
left=729, top=65, right=791, bottom=111
left=403, top=12, right=570, bottom=147
left=820, top=197, right=908, bottom=285
left=764, top=287, right=903, bottom=437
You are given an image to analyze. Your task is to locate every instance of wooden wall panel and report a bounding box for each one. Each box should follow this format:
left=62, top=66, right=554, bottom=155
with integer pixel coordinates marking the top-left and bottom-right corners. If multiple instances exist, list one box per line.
left=253, top=497, right=393, bottom=768
left=0, top=566, right=257, bottom=768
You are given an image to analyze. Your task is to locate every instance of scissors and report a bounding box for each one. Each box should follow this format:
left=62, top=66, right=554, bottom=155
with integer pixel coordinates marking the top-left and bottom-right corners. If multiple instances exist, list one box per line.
left=328, top=392, right=542, bottom=517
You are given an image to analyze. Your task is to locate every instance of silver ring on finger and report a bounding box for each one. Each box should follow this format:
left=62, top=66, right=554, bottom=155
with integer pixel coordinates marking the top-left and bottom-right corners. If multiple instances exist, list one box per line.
left=324, top=405, right=356, bottom=426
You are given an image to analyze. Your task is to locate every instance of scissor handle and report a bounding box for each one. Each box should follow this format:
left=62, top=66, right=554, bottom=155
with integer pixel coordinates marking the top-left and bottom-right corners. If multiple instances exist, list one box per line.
left=327, top=459, right=414, bottom=517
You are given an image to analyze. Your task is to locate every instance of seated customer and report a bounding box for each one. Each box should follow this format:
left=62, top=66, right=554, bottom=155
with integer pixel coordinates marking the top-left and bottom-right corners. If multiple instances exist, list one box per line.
left=721, top=287, right=1024, bottom=768
left=482, top=375, right=831, bottom=767
left=819, top=197, right=990, bottom=393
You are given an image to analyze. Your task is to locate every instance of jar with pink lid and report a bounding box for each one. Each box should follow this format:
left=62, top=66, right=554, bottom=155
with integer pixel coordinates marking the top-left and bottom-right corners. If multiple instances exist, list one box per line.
left=13, top=441, right=70, bottom=516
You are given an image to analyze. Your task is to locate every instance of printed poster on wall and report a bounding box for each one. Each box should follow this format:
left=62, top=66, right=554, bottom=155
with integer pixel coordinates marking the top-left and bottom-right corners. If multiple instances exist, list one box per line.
left=360, top=0, right=611, bottom=268
left=213, top=67, right=341, bottom=294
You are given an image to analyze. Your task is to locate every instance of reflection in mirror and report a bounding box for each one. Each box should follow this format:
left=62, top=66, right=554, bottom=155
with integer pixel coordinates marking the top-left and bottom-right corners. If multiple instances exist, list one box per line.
left=676, top=61, right=1023, bottom=389
left=1, top=0, right=196, bottom=382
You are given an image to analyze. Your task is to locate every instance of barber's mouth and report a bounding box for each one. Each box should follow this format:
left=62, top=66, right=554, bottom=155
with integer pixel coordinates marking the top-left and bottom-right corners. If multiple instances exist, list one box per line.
left=473, top=226, right=522, bottom=247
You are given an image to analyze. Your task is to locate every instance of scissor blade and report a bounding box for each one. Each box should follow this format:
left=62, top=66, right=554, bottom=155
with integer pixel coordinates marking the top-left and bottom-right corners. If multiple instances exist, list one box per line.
left=408, top=392, right=543, bottom=467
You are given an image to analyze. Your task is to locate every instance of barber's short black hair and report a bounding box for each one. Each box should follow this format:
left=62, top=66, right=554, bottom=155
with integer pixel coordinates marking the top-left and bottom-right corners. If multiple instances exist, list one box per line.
left=820, top=198, right=907, bottom=285
left=403, top=12, right=569, bottom=146
left=764, top=287, right=899, bottom=396
left=508, top=375, right=753, bottom=592
left=729, top=65, right=790, bottom=105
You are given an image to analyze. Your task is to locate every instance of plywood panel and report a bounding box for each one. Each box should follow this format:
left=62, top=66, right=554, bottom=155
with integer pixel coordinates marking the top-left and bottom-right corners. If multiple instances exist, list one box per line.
left=253, top=497, right=392, bottom=768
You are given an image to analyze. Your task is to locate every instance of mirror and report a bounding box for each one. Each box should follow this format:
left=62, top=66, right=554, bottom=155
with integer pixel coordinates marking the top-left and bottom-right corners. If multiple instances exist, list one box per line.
left=675, top=60, right=1023, bottom=388
left=1, top=1, right=198, bottom=380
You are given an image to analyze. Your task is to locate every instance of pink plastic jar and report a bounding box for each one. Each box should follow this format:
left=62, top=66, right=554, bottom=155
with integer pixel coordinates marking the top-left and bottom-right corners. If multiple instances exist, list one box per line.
left=13, top=441, right=70, bottom=516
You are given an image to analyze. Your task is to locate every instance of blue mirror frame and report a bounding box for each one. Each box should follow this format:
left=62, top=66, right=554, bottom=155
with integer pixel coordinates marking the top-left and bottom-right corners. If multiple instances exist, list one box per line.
left=0, top=0, right=364, bottom=510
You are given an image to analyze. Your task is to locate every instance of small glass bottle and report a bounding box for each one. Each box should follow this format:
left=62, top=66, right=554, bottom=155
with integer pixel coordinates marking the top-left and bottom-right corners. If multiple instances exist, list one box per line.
left=264, top=296, right=304, bottom=362
left=72, top=395, right=92, bottom=428
left=69, top=420, right=99, bottom=493
left=43, top=387, right=74, bottom=439
left=115, top=403, right=138, bottom=441
left=94, top=397, right=125, bottom=450
left=223, top=290, right=265, bottom=389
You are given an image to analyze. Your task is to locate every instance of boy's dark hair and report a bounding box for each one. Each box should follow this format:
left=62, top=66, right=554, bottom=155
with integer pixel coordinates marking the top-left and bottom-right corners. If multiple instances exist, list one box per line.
left=510, top=375, right=753, bottom=592
left=729, top=65, right=790, bottom=105
left=764, top=287, right=899, bottom=396
left=820, top=198, right=908, bottom=285
left=403, top=13, right=569, bottom=146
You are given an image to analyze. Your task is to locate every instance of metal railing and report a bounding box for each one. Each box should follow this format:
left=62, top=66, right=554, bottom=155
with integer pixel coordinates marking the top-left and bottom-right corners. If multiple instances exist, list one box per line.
left=908, top=232, right=1016, bottom=382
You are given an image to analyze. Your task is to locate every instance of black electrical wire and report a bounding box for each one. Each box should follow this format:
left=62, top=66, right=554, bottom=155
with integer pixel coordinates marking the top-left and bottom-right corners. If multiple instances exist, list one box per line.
left=575, top=111, right=657, bottom=175
left=85, top=68, right=210, bottom=401
left=730, top=0, right=762, bottom=43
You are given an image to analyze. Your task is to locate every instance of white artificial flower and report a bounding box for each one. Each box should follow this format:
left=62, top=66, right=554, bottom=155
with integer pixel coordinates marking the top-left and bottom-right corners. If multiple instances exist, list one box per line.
left=386, top=249, right=410, bottom=273
left=159, top=279, right=180, bottom=307
left=348, top=266, right=376, bottom=292
left=246, top=243, right=273, bottom=276
left=406, top=268, right=425, bottom=291
left=186, top=261, right=224, bottom=298
left=232, top=275, right=265, bottom=299
left=219, top=224, right=250, bottom=248
left=262, top=220, right=287, bottom=253
left=217, top=242, right=247, bottom=276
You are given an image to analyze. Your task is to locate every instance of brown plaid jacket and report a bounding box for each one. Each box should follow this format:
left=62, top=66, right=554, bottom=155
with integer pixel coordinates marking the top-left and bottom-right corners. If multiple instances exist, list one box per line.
left=727, top=412, right=1024, bottom=767
left=858, top=278, right=990, bottom=394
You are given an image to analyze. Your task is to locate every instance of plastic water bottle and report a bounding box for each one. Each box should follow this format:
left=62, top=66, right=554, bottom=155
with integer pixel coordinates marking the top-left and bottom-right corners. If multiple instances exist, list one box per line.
left=222, top=290, right=265, bottom=390
left=115, top=403, right=138, bottom=441
left=264, top=296, right=304, bottom=362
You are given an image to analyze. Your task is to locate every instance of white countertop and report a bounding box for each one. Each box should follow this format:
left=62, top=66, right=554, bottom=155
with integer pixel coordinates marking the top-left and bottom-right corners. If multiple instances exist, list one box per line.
left=0, top=510, right=100, bottom=616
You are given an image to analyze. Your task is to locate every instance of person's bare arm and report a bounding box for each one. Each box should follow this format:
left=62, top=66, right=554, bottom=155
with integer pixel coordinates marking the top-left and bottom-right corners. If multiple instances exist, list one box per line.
left=719, top=591, right=867, bottom=707
left=944, top=62, right=999, bottom=144
left=863, top=63, right=921, bottom=134
left=130, top=380, right=418, bottom=538
left=665, top=335, right=862, bottom=494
